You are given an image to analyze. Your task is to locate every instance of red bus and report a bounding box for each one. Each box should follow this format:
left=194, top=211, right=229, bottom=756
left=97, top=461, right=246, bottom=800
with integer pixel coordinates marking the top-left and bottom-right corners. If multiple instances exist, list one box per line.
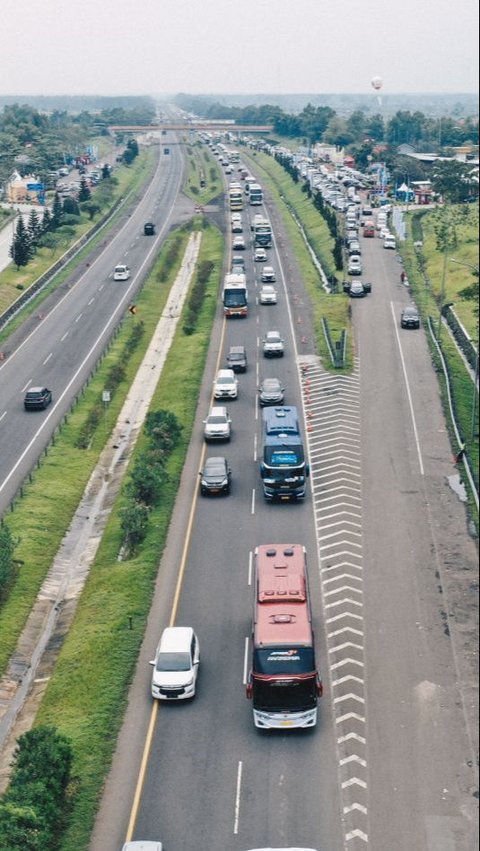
left=246, top=544, right=322, bottom=729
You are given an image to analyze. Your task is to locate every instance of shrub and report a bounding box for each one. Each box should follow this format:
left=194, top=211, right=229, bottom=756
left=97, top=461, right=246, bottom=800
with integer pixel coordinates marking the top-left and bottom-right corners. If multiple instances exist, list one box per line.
left=0, top=726, right=73, bottom=851
left=119, top=500, right=150, bottom=551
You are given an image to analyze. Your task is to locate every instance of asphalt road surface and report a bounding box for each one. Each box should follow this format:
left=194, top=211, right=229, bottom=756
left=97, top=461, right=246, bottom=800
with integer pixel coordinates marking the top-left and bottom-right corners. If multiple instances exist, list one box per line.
left=92, top=159, right=477, bottom=851
left=0, top=140, right=186, bottom=515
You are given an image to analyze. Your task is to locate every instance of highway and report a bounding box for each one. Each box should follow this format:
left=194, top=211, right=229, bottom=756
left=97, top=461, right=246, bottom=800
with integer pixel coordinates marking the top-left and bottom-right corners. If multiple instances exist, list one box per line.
left=91, top=150, right=478, bottom=851
left=0, top=139, right=186, bottom=515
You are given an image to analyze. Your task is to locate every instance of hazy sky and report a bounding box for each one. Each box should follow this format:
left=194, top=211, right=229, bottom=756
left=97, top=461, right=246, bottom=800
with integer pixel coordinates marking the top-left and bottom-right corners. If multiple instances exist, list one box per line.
left=1, top=0, right=478, bottom=96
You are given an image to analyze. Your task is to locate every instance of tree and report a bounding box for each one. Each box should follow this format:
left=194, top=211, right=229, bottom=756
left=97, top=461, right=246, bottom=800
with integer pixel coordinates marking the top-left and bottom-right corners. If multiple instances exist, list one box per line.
left=323, top=116, right=354, bottom=148
left=78, top=176, right=91, bottom=202
left=144, top=410, right=182, bottom=454
left=27, top=208, right=42, bottom=247
left=62, top=196, right=80, bottom=216
left=9, top=215, right=31, bottom=269
left=120, top=500, right=150, bottom=550
left=40, top=207, right=52, bottom=232
left=431, top=160, right=479, bottom=203
left=127, top=457, right=165, bottom=505
left=50, top=192, right=63, bottom=229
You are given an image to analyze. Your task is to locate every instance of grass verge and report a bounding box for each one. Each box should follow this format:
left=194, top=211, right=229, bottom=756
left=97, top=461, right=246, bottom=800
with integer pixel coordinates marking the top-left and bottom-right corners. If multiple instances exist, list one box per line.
left=183, top=140, right=223, bottom=204
left=10, top=221, right=222, bottom=850
left=243, top=149, right=353, bottom=370
left=401, top=211, right=479, bottom=512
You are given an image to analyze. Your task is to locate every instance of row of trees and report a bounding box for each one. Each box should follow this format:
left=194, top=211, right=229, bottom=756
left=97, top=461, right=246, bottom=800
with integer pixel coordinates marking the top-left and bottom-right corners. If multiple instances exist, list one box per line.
left=0, top=102, right=152, bottom=191
left=175, top=94, right=479, bottom=151
left=9, top=176, right=94, bottom=270
left=120, top=410, right=183, bottom=553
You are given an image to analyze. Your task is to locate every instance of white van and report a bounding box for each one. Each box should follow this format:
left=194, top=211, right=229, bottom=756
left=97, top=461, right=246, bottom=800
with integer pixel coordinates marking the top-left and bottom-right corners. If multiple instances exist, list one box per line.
left=113, top=264, right=130, bottom=281
left=150, top=627, right=200, bottom=700
left=122, top=843, right=163, bottom=851
left=383, top=234, right=396, bottom=249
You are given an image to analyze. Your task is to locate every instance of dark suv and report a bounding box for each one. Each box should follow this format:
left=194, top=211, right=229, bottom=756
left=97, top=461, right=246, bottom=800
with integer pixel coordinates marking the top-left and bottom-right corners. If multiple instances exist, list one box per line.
left=226, top=345, right=247, bottom=373
left=24, top=386, right=52, bottom=411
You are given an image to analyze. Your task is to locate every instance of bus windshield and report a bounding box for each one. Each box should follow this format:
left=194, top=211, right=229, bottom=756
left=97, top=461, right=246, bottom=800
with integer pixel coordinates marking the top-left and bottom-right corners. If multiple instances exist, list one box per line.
left=264, top=446, right=305, bottom=467
left=254, top=646, right=315, bottom=676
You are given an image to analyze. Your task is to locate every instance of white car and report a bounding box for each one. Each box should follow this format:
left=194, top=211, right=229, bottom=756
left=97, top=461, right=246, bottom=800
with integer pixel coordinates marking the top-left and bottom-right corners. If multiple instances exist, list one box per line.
left=203, top=406, right=231, bottom=441
left=122, top=844, right=163, bottom=851
left=113, top=264, right=130, bottom=281
left=263, top=330, right=285, bottom=357
left=347, top=256, right=362, bottom=276
left=254, top=247, right=267, bottom=262
left=261, top=266, right=276, bottom=283
left=213, top=369, right=238, bottom=399
left=150, top=627, right=199, bottom=701
left=259, top=284, right=278, bottom=305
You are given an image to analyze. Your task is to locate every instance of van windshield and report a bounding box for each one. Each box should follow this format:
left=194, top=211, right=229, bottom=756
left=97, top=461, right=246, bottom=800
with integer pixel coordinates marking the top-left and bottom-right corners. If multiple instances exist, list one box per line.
left=156, top=652, right=191, bottom=672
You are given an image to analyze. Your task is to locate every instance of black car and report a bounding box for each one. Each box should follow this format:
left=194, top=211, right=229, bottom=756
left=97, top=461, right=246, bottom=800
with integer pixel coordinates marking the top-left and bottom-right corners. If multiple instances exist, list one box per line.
left=143, top=222, right=155, bottom=236
left=24, top=386, right=52, bottom=411
left=401, top=305, right=420, bottom=328
left=226, top=345, right=247, bottom=373
left=258, top=377, right=285, bottom=406
left=343, top=281, right=372, bottom=298
left=199, top=457, right=231, bottom=496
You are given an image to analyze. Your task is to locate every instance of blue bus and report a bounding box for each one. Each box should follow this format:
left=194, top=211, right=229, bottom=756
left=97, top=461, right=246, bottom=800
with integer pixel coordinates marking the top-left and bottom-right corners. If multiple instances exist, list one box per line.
left=260, top=406, right=309, bottom=501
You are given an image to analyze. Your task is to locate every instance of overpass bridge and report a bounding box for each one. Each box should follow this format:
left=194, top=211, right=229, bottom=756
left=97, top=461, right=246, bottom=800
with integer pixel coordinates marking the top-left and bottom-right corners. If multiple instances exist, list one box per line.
left=107, top=123, right=273, bottom=134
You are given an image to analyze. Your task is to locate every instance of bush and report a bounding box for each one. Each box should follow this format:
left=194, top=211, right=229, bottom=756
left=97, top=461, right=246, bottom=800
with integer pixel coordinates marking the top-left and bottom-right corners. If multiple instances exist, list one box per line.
left=144, top=410, right=182, bottom=453
left=126, top=456, right=165, bottom=505
left=0, top=726, right=73, bottom=851
left=0, top=524, right=16, bottom=598
left=119, top=500, right=150, bottom=551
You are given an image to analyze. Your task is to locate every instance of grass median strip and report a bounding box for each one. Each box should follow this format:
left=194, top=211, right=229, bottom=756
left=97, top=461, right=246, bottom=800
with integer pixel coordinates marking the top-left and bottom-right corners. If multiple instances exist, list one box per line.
left=243, top=150, right=353, bottom=370
left=23, top=221, right=221, bottom=851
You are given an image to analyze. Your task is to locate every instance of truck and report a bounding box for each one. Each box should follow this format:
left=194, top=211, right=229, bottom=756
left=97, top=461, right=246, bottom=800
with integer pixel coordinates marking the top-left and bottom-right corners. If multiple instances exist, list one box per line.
left=222, top=272, right=248, bottom=318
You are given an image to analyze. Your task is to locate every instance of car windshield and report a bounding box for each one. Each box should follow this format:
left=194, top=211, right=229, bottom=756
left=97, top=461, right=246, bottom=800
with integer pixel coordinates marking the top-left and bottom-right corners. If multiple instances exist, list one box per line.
left=218, top=377, right=234, bottom=385
left=404, top=307, right=417, bottom=316
left=208, top=416, right=227, bottom=424
left=229, top=353, right=243, bottom=360
left=156, top=652, right=191, bottom=672
left=205, top=463, right=226, bottom=476
left=262, top=380, right=281, bottom=392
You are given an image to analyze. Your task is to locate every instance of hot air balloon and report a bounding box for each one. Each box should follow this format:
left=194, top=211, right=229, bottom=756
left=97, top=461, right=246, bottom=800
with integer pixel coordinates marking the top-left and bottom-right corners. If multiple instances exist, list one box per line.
left=371, top=76, right=383, bottom=106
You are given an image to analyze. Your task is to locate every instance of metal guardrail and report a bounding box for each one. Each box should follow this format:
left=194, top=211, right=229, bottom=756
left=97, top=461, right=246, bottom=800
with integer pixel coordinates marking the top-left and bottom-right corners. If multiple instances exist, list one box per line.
left=322, top=317, right=347, bottom=368
left=427, top=316, right=479, bottom=512
left=443, top=305, right=478, bottom=373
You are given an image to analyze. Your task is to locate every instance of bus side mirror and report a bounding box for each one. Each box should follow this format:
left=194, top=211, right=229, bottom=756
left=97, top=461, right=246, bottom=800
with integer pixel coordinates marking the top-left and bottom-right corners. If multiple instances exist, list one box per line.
left=305, top=463, right=310, bottom=477
left=246, top=683, right=253, bottom=699
left=316, top=678, right=323, bottom=697
left=259, top=464, right=265, bottom=479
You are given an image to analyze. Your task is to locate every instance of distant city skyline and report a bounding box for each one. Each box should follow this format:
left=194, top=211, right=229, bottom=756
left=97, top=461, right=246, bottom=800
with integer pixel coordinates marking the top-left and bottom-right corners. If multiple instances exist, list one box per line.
left=1, top=0, right=478, bottom=96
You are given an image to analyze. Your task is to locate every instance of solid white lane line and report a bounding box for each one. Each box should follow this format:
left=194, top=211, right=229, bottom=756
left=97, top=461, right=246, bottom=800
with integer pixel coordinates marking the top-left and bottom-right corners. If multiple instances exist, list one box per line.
left=243, top=637, right=250, bottom=685
left=251, top=488, right=255, bottom=514
left=390, top=301, right=424, bottom=475
left=233, top=760, right=243, bottom=835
